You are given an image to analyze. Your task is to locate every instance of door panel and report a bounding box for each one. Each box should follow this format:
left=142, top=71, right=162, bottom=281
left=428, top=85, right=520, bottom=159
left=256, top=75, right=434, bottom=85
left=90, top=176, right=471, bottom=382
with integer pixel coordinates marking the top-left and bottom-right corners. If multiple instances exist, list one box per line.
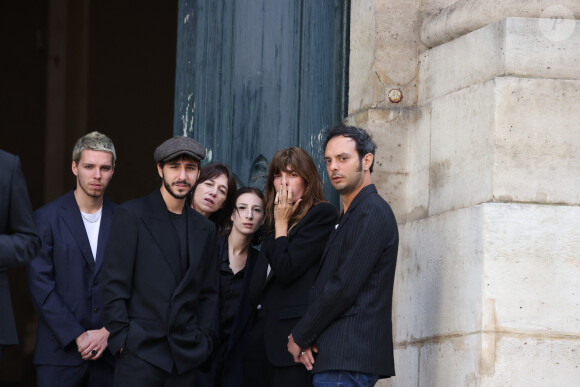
left=174, top=0, right=348, bottom=205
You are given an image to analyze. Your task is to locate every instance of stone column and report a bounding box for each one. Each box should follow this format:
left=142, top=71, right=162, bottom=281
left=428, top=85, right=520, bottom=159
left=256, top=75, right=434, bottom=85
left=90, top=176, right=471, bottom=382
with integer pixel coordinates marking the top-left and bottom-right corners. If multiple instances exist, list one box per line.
left=347, top=1, right=580, bottom=386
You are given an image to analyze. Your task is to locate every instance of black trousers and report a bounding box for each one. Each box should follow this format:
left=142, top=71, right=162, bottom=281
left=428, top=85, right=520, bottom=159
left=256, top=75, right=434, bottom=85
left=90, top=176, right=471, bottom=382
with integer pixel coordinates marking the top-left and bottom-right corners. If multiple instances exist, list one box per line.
left=36, top=358, right=114, bottom=387
left=243, top=315, right=312, bottom=387
left=114, top=349, right=197, bottom=387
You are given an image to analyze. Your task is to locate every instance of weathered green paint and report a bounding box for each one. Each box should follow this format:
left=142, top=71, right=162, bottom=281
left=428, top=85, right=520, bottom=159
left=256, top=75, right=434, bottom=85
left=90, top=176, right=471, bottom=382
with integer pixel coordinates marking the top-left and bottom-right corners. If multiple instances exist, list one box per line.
left=174, top=0, right=348, bottom=204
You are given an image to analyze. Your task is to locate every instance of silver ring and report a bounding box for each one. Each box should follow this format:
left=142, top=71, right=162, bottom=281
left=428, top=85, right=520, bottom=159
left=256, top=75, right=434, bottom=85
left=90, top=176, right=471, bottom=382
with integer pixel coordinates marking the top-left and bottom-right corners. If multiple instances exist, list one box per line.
left=91, top=350, right=97, bottom=356
left=300, top=351, right=305, bottom=356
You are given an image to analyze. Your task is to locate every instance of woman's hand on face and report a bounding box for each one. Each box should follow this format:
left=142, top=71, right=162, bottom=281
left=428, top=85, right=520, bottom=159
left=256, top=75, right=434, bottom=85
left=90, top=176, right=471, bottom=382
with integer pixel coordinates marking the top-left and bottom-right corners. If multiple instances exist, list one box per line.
left=274, top=184, right=302, bottom=227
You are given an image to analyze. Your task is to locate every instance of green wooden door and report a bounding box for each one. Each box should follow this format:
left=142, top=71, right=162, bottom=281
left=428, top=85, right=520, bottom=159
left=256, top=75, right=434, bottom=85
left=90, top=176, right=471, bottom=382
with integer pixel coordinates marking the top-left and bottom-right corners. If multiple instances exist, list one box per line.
left=173, top=0, right=348, bottom=204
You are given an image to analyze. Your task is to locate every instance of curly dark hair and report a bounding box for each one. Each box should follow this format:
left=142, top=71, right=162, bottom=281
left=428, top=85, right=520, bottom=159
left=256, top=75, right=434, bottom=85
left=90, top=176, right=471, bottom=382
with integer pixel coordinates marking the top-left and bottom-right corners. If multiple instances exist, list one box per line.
left=324, top=125, right=377, bottom=172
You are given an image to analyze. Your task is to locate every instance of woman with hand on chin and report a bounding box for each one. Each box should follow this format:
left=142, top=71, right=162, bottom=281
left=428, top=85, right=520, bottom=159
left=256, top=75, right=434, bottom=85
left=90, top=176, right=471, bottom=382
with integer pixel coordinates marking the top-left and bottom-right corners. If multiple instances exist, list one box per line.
left=191, top=163, right=237, bottom=235
left=244, top=147, right=337, bottom=387
left=198, top=187, right=265, bottom=387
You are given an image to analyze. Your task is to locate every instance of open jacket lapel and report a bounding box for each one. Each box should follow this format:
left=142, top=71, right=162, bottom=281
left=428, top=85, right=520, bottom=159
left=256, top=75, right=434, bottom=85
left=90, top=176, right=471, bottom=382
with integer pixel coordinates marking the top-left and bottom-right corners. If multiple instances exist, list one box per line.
left=315, top=185, right=377, bottom=276
left=94, top=198, right=114, bottom=276
left=173, top=207, right=209, bottom=295
left=60, top=190, right=95, bottom=270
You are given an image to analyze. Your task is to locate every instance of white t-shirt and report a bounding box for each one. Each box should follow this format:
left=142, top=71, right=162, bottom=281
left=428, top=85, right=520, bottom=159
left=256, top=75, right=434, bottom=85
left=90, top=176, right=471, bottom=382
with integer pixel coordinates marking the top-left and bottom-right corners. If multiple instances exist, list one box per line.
left=81, top=207, right=102, bottom=260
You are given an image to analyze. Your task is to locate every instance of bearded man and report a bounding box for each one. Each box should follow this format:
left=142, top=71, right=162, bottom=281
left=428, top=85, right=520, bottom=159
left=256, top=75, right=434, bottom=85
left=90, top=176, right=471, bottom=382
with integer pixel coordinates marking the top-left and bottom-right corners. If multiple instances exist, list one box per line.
left=102, top=136, right=218, bottom=387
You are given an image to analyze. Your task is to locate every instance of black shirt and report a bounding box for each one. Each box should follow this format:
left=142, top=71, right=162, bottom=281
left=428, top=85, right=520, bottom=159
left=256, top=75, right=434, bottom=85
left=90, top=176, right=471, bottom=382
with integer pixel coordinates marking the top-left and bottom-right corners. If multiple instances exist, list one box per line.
left=218, top=238, right=248, bottom=344
left=168, top=209, right=188, bottom=276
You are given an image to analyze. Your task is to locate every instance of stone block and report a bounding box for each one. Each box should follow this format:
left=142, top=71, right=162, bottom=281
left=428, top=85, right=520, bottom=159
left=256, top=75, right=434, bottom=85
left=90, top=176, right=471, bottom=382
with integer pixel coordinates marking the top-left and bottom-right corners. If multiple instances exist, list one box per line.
left=406, top=104, right=431, bottom=222
left=395, top=202, right=579, bottom=341
left=348, top=0, right=376, bottom=114
left=505, top=17, right=580, bottom=80
left=483, top=203, right=580, bottom=334
left=427, top=76, right=580, bottom=215
left=395, top=206, right=485, bottom=342
left=418, top=335, right=482, bottom=387
left=419, top=17, right=580, bottom=104
left=429, top=81, right=495, bottom=215
left=483, top=335, right=580, bottom=386
left=374, top=0, right=423, bottom=108
left=419, top=18, right=505, bottom=105
left=494, top=77, right=580, bottom=205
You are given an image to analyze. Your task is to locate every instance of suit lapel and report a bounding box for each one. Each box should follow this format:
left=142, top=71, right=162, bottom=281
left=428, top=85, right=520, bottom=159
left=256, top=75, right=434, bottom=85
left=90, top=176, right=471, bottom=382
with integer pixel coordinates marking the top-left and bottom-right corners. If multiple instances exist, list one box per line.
left=315, top=185, right=377, bottom=276
left=94, top=198, right=113, bottom=275
left=143, top=190, right=183, bottom=282
left=174, top=209, right=208, bottom=294
left=249, top=250, right=269, bottom=305
left=60, top=190, right=95, bottom=270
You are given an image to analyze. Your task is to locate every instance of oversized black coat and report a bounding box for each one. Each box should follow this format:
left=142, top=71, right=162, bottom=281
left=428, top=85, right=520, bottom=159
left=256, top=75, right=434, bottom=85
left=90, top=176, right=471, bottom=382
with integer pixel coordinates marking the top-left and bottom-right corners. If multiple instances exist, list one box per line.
left=102, top=189, right=218, bottom=374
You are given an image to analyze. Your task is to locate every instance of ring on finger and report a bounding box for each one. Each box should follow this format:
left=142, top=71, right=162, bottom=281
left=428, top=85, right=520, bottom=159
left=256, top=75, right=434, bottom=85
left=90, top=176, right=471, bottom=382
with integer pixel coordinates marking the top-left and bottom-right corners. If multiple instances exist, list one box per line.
left=91, top=350, right=97, bottom=356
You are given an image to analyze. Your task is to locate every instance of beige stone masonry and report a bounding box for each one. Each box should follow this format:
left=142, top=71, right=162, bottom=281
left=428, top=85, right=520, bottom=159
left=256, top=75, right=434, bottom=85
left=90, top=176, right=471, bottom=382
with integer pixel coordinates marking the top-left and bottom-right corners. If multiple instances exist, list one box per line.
left=419, top=17, right=580, bottom=104
left=420, top=0, right=580, bottom=48
left=381, top=203, right=580, bottom=386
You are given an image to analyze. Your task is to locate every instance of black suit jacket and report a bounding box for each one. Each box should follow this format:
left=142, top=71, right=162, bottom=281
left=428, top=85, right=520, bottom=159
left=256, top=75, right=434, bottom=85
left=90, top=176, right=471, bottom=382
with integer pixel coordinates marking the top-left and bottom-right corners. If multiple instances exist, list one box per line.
left=102, top=189, right=219, bottom=374
left=292, top=184, right=398, bottom=378
left=28, top=190, right=116, bottom=366
left=249, top=202, right=337, bottom=367
left=0, top=150, right=40, bottom=346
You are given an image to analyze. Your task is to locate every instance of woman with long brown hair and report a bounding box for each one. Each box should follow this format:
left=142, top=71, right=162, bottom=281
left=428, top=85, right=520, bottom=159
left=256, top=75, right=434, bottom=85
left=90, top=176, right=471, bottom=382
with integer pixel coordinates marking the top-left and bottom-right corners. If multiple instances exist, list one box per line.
left=244, top=147, right=337, bottom=386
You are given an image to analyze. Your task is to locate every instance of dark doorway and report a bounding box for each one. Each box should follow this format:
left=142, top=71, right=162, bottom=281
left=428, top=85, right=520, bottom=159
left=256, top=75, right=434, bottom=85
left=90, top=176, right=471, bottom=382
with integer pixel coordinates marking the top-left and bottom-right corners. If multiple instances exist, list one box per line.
left=0, top=1, right=177, bottom=384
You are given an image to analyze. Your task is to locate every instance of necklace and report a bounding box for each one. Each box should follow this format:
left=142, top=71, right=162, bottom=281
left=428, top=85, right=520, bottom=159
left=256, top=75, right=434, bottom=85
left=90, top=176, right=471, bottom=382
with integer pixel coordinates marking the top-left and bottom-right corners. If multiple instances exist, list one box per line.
left=81, top=208, right=102, bottom=223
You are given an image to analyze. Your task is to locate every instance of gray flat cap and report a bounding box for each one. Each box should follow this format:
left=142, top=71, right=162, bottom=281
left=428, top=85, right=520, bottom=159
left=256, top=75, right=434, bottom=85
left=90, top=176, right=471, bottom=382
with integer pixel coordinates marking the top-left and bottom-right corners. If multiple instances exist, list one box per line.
left=154, top=136, right=206, bottom=163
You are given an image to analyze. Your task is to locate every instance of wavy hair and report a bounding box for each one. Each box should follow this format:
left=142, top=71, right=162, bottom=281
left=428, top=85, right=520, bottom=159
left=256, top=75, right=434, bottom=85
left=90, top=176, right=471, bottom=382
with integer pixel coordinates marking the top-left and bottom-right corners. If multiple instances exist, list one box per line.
left=264, top=147, right=325, bottom=233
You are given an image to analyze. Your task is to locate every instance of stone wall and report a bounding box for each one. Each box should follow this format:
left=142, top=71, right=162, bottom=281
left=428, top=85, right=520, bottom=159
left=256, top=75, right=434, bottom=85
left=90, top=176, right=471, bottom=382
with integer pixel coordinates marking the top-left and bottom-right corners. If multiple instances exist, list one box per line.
left=347, top=1, right=580, bottom=386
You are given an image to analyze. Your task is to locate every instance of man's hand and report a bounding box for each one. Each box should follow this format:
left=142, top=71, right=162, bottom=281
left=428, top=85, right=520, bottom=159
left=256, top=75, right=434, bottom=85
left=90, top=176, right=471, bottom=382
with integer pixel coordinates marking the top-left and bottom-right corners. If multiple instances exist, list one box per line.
left=287, top=334, right=318, bottom=371
left=76, top=327, right=110, bottom=360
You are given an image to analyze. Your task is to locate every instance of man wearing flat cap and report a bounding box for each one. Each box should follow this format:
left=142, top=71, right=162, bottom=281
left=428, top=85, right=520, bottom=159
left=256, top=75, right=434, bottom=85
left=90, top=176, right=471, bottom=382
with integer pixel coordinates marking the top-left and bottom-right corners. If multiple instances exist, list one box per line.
left=102, top=136, right=218, bottom=386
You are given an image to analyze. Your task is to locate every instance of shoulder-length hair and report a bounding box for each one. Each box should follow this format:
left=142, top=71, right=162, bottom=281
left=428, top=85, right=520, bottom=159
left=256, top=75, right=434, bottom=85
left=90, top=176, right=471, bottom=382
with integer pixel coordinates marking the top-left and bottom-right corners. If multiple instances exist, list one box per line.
left=191, top=163, right=237, bottom=236
left=264, top=147, right=325, bottom=233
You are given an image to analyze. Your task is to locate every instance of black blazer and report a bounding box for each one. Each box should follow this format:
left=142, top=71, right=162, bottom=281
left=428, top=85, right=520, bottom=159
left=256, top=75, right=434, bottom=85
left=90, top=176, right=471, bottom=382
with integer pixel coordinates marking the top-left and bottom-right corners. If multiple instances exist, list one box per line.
left=249, top=202, right=337, bottom=367
left=28, top=190, right=116, bottom=365
left=0, top=150, right=40, bottom=346
left=102, top=189, right=219, bottom=374
left=292, top=184, right=399, bottom=378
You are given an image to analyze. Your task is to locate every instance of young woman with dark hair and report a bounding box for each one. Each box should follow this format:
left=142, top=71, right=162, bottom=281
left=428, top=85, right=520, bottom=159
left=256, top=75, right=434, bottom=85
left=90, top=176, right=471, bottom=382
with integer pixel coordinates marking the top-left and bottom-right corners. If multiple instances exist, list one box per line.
left=198, top=187, right=265, bottom=387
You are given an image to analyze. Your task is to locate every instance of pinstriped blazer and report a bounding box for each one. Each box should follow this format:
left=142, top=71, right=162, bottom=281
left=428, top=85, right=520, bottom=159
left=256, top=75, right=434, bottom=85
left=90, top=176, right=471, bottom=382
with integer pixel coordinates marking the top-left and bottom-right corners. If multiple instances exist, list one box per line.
left=292, top=184, right=398, bottom=378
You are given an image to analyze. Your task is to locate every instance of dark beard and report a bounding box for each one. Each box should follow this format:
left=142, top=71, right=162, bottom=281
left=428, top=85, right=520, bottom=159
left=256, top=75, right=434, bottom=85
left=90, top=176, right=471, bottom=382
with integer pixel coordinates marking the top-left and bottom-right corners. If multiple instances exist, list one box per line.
left=164, top=179, right=191, bottom=199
